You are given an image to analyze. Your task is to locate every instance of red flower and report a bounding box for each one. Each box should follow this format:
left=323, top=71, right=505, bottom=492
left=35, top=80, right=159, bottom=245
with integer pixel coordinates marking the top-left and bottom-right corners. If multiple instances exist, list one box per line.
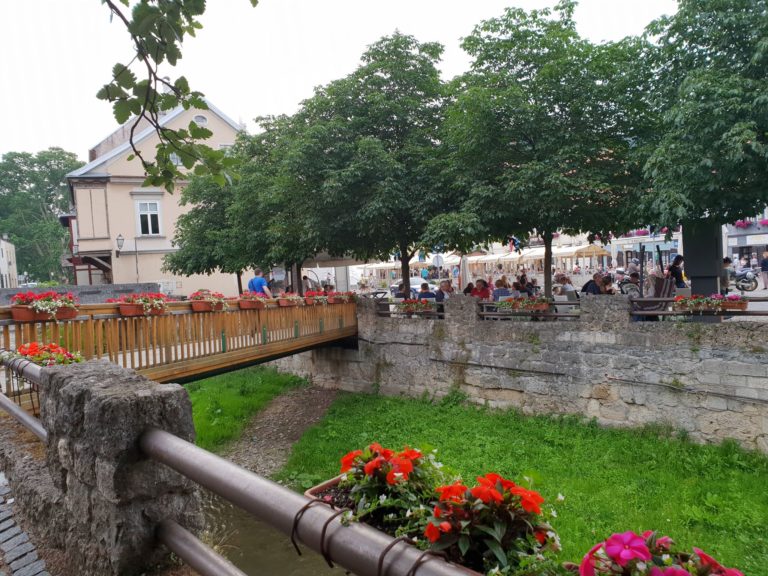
left=433, top=505, right=441, bottom=518
left=385, top=456, right=414, bottom=485
left=483, top=472, right=516, bottom=491
left=439, top=521, right=452, bottom=534
left=425, top=522, right=441, bottom=543
left=510, top=486, right=544, bottom=514
left=397, top=447, right=422, bottom=461
left=363, top=456, right=385, bottom=476
left=368, top=442, right=394, bottom=460
left=470, top=476, right=503, bottom=504
left=436, top=481, right=467, bottom=503
left=534, top=531, right=547, bottom=545
left=340, top=449, right=362, bottom=473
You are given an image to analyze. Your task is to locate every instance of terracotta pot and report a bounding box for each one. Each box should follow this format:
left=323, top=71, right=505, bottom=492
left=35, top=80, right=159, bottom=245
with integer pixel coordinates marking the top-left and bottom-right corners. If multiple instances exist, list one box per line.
left=721, top=300, right=747, bottom=311
left=304, top=297, right=317, bottom=306
left=525, top=303, right=549, bottom=312
left=118, top=303, right=165, bottom=317
left=10, top=305, right=40, bottom=322
left=239, top=299, right=266, bottom=310
left=278, top=298, right=299, bottom=307
left=190, top=301, right=224, bottom=312
left=55, top=307, right=79, bottom=320
left=328, top=297, right=348, bottom=304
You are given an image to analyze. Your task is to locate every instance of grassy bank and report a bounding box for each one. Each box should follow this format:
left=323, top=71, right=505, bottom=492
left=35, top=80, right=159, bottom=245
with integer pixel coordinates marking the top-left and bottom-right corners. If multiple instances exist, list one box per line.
left=186, top=366, right=305, bottom=451
left=277, top=392, right=768, bottom=574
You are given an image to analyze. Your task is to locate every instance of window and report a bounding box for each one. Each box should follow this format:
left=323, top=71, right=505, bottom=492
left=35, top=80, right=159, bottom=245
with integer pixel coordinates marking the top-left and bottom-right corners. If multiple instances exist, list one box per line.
left=138, top=201, right=161, bottom=235
left=193, top=114, right=208, bottom=126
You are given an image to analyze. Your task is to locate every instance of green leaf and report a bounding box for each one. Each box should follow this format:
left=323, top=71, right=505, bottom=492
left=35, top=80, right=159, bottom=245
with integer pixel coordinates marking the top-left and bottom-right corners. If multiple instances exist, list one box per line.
left=114, top=99, right=133, bottom=124
left=484, top=539, right=508, bottom=567
left=458, top=535, right=470, bottom=556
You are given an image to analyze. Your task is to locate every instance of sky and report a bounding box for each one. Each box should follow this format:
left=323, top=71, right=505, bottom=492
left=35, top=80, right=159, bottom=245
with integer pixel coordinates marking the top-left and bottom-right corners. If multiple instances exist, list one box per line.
left=0, top=0, right=677, bottom=161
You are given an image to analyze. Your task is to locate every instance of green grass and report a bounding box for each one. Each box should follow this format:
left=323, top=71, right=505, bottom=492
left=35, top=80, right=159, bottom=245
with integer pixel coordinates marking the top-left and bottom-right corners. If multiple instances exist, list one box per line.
left=277, top=393, right=768, bottom=574
left=186, top=366, right=305, bottom=451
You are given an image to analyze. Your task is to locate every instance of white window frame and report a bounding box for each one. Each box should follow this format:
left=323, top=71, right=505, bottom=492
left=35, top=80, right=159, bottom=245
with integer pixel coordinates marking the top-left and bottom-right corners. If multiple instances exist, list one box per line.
left=136, top=200, right=162, bottom=237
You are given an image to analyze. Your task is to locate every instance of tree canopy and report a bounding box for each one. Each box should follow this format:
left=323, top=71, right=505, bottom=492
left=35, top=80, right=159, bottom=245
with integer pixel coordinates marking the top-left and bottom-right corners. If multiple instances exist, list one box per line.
left=0, top=148, right=83, bottom=282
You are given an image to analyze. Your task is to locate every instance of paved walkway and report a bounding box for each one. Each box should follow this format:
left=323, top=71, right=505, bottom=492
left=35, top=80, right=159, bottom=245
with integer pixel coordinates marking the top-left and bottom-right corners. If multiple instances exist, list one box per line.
left=0, top=475, right=49, bottom=576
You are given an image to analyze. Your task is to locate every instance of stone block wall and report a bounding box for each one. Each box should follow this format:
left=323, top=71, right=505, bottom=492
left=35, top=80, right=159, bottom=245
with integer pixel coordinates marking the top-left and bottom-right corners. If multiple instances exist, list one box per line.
left=273, top=296, right=768, bottom=453
left=0, top=360, right=201, bottom=575
left=0, top=283, right=161, bottom=305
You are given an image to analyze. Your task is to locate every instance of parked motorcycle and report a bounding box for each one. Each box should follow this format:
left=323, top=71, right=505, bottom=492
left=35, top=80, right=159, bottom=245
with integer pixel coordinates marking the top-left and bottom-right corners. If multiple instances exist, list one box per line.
left=734, top=268, right=758, bottom=292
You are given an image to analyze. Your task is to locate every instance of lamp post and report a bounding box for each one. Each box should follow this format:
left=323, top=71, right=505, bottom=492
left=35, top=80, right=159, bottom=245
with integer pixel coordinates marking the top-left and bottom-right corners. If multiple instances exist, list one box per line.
left=115, top=234, right=125, bottom=258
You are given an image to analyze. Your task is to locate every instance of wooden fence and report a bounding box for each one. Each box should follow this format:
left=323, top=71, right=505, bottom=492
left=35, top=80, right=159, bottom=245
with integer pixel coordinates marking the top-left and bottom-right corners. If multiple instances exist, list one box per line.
left=0, top=301, right=357, bottom=385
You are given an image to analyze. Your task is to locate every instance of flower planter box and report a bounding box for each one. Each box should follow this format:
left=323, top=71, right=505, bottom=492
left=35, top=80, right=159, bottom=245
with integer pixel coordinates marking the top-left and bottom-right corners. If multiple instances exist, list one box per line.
left=190, top=301, right=224, bottom=313
left=10, top=305, right=78, bottom=322
left=238, top=299, right=266, bottom=310
left=305, top=476, right=483, bottom=576
left=304, top=297, right=316, bottom=306
left=327, top=297, right=350, bottom=304
left=525, top=303, right=550, bottom=312
left=118, top=303, right=165, bottom=317
left=721, top=300, right=748, bottom=311
left=278, top=298, right=300, bottom=307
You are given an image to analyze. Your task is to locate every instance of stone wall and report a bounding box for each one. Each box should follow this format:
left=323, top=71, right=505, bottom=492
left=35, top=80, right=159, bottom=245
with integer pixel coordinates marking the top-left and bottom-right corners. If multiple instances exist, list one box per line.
left=0, top=283, right=161, bottom=305
left=0, top=360, right=200, bottom=575
left=273, top=296, right=768, bottom=453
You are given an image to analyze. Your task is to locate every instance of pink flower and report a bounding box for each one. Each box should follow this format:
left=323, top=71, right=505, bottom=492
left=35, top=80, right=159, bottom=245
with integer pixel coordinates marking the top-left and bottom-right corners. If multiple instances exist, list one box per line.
left=642, top=530, right=673, bottom=550
left=579, top=542, right=604, bottom=576
left=694, top=547, right=722, bottom=570
left=604, top=531, right=651, bottom=567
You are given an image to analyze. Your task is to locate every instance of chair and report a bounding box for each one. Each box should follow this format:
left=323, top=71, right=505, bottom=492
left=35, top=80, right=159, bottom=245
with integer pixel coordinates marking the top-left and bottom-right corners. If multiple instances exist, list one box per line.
left=633, top=277, right=675, bottom=317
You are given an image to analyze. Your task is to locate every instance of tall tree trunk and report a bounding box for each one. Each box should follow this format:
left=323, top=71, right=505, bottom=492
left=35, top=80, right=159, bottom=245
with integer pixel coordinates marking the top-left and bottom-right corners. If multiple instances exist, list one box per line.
left=543, top=231, right=553, bottom=299
left=236, top=271, right=243, bottom=295
left=400, top=245, right=412, bottom=295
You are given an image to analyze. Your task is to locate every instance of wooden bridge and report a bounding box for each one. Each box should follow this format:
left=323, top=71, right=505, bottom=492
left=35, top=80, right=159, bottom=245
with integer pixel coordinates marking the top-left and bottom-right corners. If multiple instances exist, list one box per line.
left=0, top=301, right=357, bottom=385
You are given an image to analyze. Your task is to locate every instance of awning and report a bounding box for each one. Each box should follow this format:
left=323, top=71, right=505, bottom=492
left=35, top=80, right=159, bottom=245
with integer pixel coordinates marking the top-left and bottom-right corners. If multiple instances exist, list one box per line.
left=574, top=244, right=610, bottom=258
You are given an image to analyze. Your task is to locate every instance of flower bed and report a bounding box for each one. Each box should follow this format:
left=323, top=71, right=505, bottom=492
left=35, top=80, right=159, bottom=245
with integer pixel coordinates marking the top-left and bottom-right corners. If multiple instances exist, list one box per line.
left=580, top=530, right=743, bottom=576
left=10, top=291, right=79, bottom=322
left=188, top=290, right=227, bottom=312
left=327, top=291, right=355, bottom=304
left=304, top=291, right=329, bottom=305
left=277, top=293, right=304, bottom=307
left=307, top=442, right=559, bottom=575
left=107, top=293, right=169, bottom=316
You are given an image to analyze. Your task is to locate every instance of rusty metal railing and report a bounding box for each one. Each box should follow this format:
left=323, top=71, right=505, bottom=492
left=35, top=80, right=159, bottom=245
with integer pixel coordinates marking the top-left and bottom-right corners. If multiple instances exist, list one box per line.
left=140, top=428, right=471, bottom=576
left=0, top=351, right=47, bottom=441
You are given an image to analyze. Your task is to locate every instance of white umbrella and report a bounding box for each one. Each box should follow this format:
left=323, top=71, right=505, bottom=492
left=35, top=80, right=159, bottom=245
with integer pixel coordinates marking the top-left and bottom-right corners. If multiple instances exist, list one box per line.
left=459, top=255, right=471, bottom=291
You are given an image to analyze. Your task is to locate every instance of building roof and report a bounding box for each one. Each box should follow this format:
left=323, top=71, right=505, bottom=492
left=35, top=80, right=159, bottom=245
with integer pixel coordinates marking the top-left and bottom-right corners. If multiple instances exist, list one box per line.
left=67, top=99, right=242, bottom=179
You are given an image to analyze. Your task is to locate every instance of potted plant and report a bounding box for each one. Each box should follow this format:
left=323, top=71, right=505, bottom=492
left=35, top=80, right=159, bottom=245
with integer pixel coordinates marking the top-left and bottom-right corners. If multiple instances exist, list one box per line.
left=718, top=293, right=748, bottom=311
left=578, top=530, right=743, bottom=576
left=238, top=291, right=270, bottom=310
left=304, top=290, right=328, bottom=306
left=13, top=342, right=83, bottom=366
left=188, top=290, right=227, bottom=312
left=10, top=291, right=79, bottom=322
left=327, top=291, right=356, bottom=304
left=306, top=442, right=561, bottom=576
left=277, top=292, right=304, bottom=307
left=107, top=293, right=169, bottom=316
left=673, top=294, right=719, bottom=313
left=395, top=299, right=434, bottom=315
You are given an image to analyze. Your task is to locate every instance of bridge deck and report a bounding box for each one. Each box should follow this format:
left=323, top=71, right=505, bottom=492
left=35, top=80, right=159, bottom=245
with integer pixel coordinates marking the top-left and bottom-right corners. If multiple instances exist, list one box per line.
left=1, top=302, right=357, bottom=385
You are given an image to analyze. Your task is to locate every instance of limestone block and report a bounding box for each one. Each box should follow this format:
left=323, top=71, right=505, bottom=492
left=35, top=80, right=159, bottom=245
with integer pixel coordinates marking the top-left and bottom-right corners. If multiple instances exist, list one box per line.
left=599, top=401, right=628, bottom=422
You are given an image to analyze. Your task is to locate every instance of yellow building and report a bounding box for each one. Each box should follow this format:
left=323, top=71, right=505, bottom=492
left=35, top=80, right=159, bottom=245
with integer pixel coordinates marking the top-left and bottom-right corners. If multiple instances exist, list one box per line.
left=65, top=101, right=243, bottom=296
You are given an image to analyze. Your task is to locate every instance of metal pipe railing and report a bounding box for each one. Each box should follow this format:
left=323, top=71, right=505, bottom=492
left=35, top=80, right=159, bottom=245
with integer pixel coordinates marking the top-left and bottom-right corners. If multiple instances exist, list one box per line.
left=141, top=428, right=470, bottom=576
left=0, top=352, right=47, bottom=442
left=157, top=519, right=247, bottom=576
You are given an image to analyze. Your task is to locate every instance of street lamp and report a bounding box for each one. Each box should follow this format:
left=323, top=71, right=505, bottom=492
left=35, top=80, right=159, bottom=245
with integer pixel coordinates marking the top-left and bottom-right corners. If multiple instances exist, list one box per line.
left=115, top=234, right=125, bottom=258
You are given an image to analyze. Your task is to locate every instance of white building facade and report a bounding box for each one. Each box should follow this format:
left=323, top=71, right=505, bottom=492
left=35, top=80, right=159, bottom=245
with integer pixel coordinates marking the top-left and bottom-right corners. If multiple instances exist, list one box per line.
left=0, top=235, right=19, bottom=289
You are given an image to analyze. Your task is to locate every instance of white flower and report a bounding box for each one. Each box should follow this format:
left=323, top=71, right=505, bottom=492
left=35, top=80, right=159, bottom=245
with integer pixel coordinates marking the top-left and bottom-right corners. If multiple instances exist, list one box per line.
left=340, top=474, right=348, bottom=482
left=550, top=509, right=558, bottom=518
left=636, top=562, right=647, bottom=571
left=405, top=509, right=413, bottom=517
left=662, top=554, right=671, bottom=564
left=556, top=493, right=565, bottom=502
left=379, top=494, right=387, bottom=503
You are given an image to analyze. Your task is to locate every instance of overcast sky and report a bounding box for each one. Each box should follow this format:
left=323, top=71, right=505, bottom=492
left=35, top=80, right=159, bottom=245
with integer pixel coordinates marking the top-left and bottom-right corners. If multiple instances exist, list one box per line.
left=0, top=0, right=677, bottom=161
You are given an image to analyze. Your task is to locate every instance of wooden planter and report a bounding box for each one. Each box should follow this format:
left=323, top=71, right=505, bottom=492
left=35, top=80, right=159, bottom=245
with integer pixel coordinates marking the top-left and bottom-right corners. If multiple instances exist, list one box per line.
left=522, top=303, right=549, bottom=312
left=118, top=303, right=165, bottom=317
left=278, top=298, right=300, bottom=307
left=721, top=300, right=748, bottom=311
left=239, top=299, right=266, bottom=310
left=328, top=297, right=349, bottom=304
left=10, top=305, right=78, bottom=322
left=304, top=297, right=316, bottom=306
left=190, top=301, right=224, bottom=313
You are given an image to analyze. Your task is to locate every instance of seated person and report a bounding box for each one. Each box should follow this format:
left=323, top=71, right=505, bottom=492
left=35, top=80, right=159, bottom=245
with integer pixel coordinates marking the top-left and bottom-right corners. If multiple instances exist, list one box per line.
left=492, top=279, right=511, bottom=301
left=418, top=282, right=436, bottom=299
left=580, top=273, right=602, bottom=295
left=470, top=279, right=492, bottom=300
left=600, top=276, right=616, bottom=295
left=393, top=283, right=409, bottom=299
left=462, top=282, right=475, bottom=296
left=323, top=284, right=335, bottom=296
left=435, top=280, right=451, bottom=302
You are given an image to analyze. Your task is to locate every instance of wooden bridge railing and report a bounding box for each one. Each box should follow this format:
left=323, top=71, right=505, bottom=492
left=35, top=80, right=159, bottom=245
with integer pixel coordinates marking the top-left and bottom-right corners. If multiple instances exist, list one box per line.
left=0, top=301, right=357, bottom=384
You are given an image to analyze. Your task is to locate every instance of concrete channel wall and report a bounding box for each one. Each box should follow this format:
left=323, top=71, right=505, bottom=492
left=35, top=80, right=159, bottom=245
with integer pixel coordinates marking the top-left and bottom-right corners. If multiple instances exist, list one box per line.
left=273, top=295, right=768, bottom=453
left=0, top=361, right=200, bottom=575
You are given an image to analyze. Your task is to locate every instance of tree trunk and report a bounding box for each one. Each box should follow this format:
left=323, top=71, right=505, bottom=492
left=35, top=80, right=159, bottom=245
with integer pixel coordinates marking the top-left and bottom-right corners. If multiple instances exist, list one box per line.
left=236, top=271, right=243, bottom=295
left=400, top=248, right=412, bottom=296
left=543, top=231, right=553, bottom=299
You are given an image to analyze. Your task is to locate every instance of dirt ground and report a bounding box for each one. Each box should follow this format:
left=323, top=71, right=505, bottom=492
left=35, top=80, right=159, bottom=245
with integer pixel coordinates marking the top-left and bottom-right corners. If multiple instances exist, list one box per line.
left=222, top=387, right=338, bottom=477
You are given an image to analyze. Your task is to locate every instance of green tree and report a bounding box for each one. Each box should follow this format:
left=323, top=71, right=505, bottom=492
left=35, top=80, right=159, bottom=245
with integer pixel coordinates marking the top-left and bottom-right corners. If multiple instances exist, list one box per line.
left=643, top=0, right=768, bottom=225
left=0, top=148, right=84, bottom=282
left=98, top=0, right=257, bottom=192
left=283, top=33, right=455, bottom=293
left=425, top=2, right=648, bottom=296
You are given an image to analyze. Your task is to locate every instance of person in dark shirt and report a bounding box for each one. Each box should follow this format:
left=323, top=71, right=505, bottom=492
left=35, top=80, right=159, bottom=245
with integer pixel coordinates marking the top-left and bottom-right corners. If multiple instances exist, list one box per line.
left=393, top=283, right=409, bottom=299
left=435, top=280, right=451, bottom=302
left=761, top=251, right=768, bottom=290
left=463, top=282, right=475, bottom=296
left=667, top=255, right=686, bottom=288
left=581, top=273, right=603, bottom=295
left=418, top=283, right=436, bottom=299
